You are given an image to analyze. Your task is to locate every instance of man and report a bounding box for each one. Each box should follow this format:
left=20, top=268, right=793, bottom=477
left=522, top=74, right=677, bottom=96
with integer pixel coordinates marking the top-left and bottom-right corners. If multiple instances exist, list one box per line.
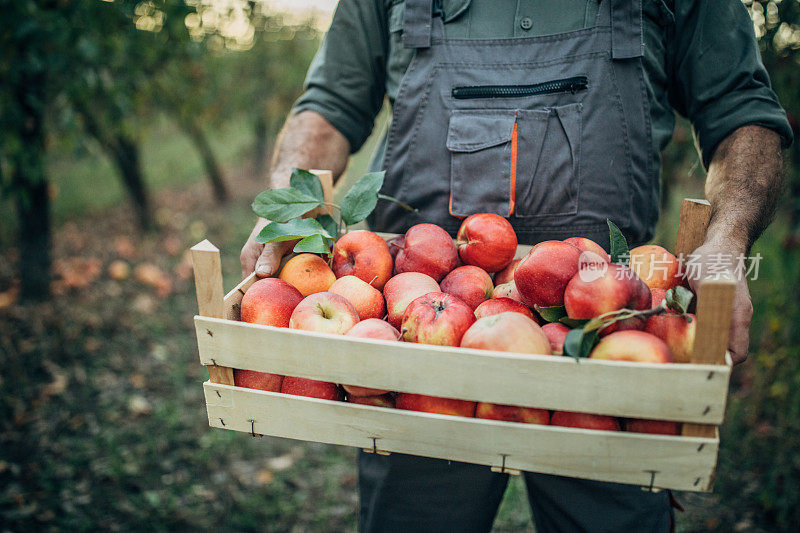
left=241, top=1, right=792, bottom=531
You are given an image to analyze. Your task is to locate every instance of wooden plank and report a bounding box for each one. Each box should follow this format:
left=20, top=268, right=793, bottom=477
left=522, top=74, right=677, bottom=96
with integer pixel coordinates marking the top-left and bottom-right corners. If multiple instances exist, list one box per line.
left=191, top=241, right=235, bottom=386
left=204, top=383, right=719, bottom=492
left=674, top=198, right=711, bottom=258
left=682, top=278, right=735, bottom=438
left=224, top=272, right=257, bottom=321
left=195, top=317, right=731, bottom=424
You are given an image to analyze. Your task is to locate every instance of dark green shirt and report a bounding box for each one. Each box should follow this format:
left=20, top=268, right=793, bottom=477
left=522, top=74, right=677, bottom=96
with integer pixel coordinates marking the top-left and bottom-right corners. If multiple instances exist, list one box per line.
left=294, top=0, right=792, bottom=169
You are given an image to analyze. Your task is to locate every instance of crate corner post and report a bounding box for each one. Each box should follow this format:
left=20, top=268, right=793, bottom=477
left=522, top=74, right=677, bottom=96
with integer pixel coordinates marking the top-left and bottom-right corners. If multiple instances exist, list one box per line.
left=191, top=239, right=235, bottom=386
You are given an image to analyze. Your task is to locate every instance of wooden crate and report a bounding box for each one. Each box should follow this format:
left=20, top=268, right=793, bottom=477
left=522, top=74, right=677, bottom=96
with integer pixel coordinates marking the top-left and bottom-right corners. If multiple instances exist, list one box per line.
left=191, top=192, right=734, bottom=493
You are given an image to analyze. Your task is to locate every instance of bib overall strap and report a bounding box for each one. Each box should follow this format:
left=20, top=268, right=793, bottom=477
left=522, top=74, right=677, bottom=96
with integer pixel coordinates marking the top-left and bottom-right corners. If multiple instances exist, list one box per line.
left=610, top=0, right=644, bottom=59
left=403, top=0, right=434, bottom=49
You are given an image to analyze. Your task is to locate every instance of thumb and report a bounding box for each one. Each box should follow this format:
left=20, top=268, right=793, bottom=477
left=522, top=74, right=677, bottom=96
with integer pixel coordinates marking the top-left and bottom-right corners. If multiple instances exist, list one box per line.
left=255, top=242, right=289, bottom=278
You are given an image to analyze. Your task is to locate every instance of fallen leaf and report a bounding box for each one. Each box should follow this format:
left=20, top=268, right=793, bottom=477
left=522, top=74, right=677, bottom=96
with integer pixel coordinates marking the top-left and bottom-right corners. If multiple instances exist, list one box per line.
left=134, top=263, right=173, bottom=297
left=0, top=286, right=19, bottom=309
left=108, top=260, right=130, bottom=281
left=128, top=395, right=152, bottom=416
left=255, top=469, right=274, bottom=486
left=41, top=361, right=68, bottom=398
left=266, top=453, right=295, bottom=471
left=162, top=236, right=182, bottom=257
left=115, top=236, right=137, bottom=259
left=130, top=373, right=145, bottom=388
left=54, top=257, right=102, bottom=289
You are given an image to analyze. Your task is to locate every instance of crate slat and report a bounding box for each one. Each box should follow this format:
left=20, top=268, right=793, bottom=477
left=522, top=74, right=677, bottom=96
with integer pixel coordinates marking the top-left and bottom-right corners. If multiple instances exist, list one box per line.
left=204, top=382, right=718, bottom=492
left=195, top=317, right=730, bottom=424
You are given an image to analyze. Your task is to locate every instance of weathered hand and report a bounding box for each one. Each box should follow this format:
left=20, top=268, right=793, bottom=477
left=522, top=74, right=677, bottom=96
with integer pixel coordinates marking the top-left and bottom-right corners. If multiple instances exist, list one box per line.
left=240, top=217, right=293, bottom=279
left=685, top=243, right=753, bottom=365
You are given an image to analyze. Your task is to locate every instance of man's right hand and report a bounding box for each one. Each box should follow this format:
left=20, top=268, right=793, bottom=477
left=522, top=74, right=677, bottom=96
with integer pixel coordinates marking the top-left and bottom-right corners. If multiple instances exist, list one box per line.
left=240, top=217, right=293, bottom=279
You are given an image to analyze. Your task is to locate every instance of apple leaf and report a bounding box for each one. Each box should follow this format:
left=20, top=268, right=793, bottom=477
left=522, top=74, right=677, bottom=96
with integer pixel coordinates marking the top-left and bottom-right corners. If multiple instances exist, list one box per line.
left=315, top=214, right=338, bottom=241
left=559, top=317, right=590, bottom=328
left=665, top=285, right=694, bottom=315
left=607, top=220, right=629, bottom=265
left=534, top=305, right=567, bottom=323
left=252, top=187, right=322, bottom=223
left=255, top=218, right=333, bottom=244
left=289, top=168, right=325, bottom=203
left=563, top=328, right=599, bottom=359
left=340, top=171, right=385, bottom=226
left=293, top=234, right=331, bottom=254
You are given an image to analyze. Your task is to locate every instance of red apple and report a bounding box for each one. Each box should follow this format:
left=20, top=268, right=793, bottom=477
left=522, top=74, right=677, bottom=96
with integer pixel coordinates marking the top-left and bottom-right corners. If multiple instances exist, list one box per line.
left=383, top=272, right=440, bottom=328
left=240, top=278, right=303, bottom=327
left=563, top=237, right=611, bottom=263
left=332, top=230, right=393, bottom=290
left=280, top=376, right=342, bottom=400
left=396, top=393, right=476, bottom=417
left=233, top=370, right=283, bottom=392
left=514, top=240, right=583, bottom=308
left=541, top=322, right=570, bottom=355
left=289, top=292, right=360, bottom=335
left=493, top=258, right=521, bottom=286
left=456, top=213, right=517, bottom=273
left=440, top=265, right=494, bottom=310
left=474, top=297, right=534, bottom=320
left=401, top=292, right=475, bottom=346
left=460, top=312, right=551, bottom=355
left=348, top=393, right=396, bottom=408
left=491, top=280, right=524, bottom=303
left=551, top=411, right=621, bottom=431
left=387, top=235, right=405, bottom=260
left=628, top=245, right=683, bottom=290
left=564, top=262, right=651, bottom=334
left=650, top=287, right=668, bottom=309
left=645, top=313, right=696, bottom=363
left=475, top=403, right=549, bottom=425
left=589, top=330, right=674, bottom=363
left=624, top=418, right=680, bottom=435
left=394, top=223, right=459, bottom=282
left=329, top=275, right=386, bottom=320
left=342, top=319, right=400, bottom=397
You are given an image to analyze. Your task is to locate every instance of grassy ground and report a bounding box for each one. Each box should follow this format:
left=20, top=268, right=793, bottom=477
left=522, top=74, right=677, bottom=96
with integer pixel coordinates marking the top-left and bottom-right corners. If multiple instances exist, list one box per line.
left=1, top=118, right=799, bottom=531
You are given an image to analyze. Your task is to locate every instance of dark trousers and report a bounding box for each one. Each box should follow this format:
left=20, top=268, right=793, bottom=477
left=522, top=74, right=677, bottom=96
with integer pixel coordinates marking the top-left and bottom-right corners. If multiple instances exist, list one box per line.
left=358, top=452, right=673, bottom=533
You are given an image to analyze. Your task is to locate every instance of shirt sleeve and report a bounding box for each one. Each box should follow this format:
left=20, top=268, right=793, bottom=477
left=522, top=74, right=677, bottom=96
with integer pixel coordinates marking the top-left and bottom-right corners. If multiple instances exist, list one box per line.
left=667, top=0, right=793, bottom=168
left=292, top=0, right=389, bottom=153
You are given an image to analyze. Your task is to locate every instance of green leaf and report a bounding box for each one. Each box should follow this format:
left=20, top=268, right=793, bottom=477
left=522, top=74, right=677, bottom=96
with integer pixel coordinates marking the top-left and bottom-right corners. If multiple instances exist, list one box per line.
left=293, top=234, right=331, bottom=254
left=665, top=285, right=694, bottom=314
left=559, top=317, right=590, bottom=328
left=289, top=168, right=325, bottom=203
left=534, top=305, right=567, bottom=323
left=252, top=188, right=321, bottom=223
left=563, top=328, right=599, bottom=359
left=340, top=171, right=385, bottom=226
left=607, top=220, right=629, bottom=265
left=315, top=214, right=338, bottom=240
left=255, top=218, right=332, bottom=244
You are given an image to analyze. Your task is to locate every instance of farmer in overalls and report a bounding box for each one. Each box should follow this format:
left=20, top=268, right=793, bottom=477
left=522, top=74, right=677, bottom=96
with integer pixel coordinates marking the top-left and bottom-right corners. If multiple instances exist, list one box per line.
left=241, top=1, right=792, bottom=530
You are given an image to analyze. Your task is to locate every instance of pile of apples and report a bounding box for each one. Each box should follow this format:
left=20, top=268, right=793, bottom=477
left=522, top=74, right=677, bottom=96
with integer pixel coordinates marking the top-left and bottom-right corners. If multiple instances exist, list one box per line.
left=238, top=214, right=694, bottom=436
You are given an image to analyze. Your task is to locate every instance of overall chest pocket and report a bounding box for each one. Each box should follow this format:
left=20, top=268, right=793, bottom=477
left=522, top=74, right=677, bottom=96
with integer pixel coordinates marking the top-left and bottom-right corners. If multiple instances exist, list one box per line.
left=445, top=103, right=582, bottom=219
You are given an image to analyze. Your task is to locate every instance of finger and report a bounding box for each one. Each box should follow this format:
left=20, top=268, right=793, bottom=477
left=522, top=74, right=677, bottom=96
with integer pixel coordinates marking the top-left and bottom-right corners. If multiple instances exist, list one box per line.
left=241, top=245, right=262, bottom=279
left=255, top=242, right=290, bottom=278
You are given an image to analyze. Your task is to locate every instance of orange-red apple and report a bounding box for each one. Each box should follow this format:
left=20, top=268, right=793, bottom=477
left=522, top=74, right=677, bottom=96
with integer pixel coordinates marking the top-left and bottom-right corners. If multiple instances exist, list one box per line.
left=475, top=403, right=549, bottom=425
left=589, top=330, right=674, bottom=363
left=491, top=280, right=524, bottom=303
left=563, top=237, right=611, bottom=263
left=289, top=292, right=359, bottom=334
left=240, top=278, right=303, bottom=327
left=279, top=253, right=336, bottom=296
left=383, top=272, right=440, bottom=328
left=329, top=275, right=385, bottom=320
left=514, top=240, right=583, bottom=307
left=396, top=393, right=476, bottom=417
left=624, top=418, right=680, bottom=435
left=650, top=287, right=667, bottom=309
left=440, top=265, right=494, bottom=310
left=281, top=376, right=342, bottom=400
left=456, top=213, right=517, bottom=272
left=342, top=319, right=400, bottom=396
left=394, top=223, right=459, bottom=282
left=401, top=292, right=475, bottom=346
left=493, top=258, right=521, bottom=286
left=460, top=312, right=551, bottom=355
left=348, top=393, right=396, bottom=408
left=551, top=411, right=621, bottom=431
left=233, top=370, right=283, bottom=392
left=474, top=297, right=534, bottom=320
left=645, top=313, right=696, bottom=363
left=332, top=230, right=393, bottom=290
left=628, top=245, right=683, bottom=290
left=541, top=322, right=570, bottom=355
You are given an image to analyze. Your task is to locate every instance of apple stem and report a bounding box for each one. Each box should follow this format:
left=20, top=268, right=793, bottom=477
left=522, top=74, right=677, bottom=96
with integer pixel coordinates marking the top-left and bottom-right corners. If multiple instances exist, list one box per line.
left=368, top=275, right=379, bottom=287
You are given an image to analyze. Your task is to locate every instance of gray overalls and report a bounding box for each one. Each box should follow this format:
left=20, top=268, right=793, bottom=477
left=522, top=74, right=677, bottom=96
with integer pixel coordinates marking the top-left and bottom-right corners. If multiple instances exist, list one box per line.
left=370, top=0, right=658, bottom=250
left=361, top=0, right=672, bottom=531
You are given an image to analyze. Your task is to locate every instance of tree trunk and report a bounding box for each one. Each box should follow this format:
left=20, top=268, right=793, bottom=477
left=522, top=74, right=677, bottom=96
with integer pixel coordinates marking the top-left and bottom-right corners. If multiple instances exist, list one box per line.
left=183, top=119, right=228, bottom=202
left=112, top=134, right=152, bottom=231
left=253, top=114, right=269, bottom=179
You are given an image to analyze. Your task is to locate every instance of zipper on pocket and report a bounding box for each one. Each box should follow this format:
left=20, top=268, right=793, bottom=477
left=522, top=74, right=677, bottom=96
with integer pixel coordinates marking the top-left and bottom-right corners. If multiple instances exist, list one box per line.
left=452, top=76, right=588, bottom=100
